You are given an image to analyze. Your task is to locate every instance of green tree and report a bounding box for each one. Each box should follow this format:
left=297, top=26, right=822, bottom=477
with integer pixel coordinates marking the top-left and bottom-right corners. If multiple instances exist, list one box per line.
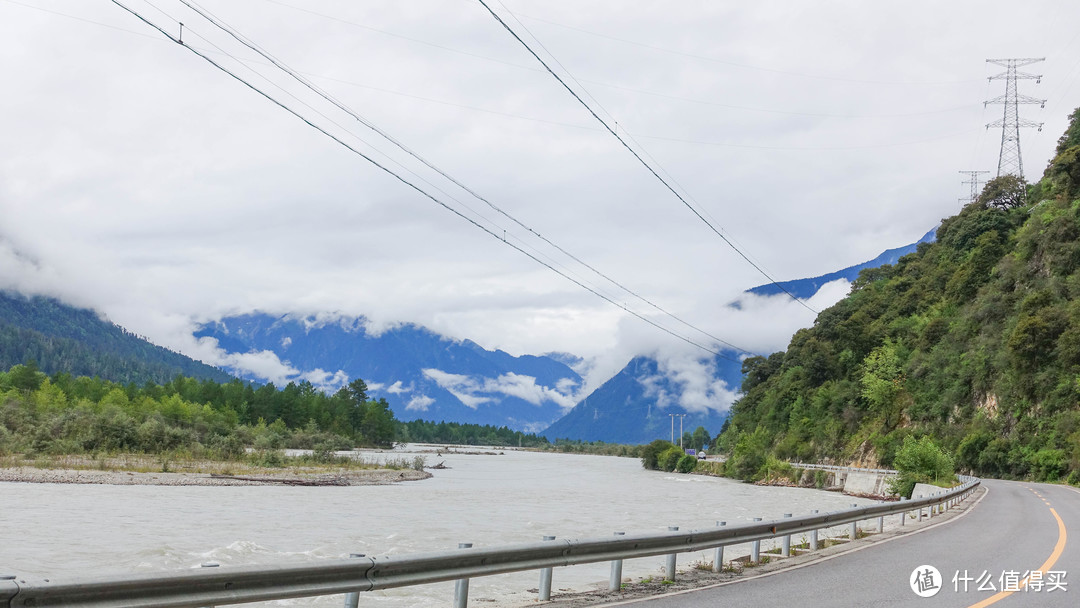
left=977, top=175, right=1027, bottom=211
left=640, top=439, right=675, bottom=470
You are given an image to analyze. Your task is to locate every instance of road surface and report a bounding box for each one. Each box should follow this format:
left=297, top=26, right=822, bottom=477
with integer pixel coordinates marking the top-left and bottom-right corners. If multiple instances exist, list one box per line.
left=614, top=479, right=1076, bottom=607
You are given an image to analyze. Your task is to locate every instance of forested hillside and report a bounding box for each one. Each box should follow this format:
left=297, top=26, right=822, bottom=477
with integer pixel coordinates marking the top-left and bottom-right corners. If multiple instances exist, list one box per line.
left=0, top=292, right=233, bottom=384
left=719, top=108, right=1080, bottom=483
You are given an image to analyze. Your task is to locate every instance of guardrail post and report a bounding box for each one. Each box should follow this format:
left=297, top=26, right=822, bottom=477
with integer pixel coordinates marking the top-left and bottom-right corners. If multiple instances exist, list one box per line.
left=343, top=553, right=366, bottom=608
left=849, top=504, right=858, bottom=541
left=781, top=514, right=792, bottom=557
left=877, top=514, right=884, bottom=533
left=609, top=532, right=625, bottom=591
left=198, top=563, right=219, bottom=608
left=538, top=536, right=556, bottom=601
left=899, top=497, right=906, bottom=527
left=664, top=527, right=678, bottom=581
left=1, top=574, right=17, bottom=604
left=712, top=521, right=726, bottom=572
left=454, top=543, right=473, bottom=608
left=751, top=518, right=762, bottom=563
left=810, top=510, right=819, bottom=550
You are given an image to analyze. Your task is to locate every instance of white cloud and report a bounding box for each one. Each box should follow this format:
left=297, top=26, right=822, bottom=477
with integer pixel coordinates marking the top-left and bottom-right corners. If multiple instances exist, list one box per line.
left=422, top=368, right=578, bottom=410
left=385, top=381, right=411, bottom=394
left=405, top=394, right=435, bottom=412
left=1, top=0, right=1074, bottom=402
left=422, top=369, right=490, bottom=409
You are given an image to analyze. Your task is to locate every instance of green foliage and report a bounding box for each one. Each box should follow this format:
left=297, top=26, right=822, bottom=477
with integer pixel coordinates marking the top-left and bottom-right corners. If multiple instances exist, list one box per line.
left=675, top=453, right=697, bottom=473
left=977, top=175, right=1027, bottom=211
left=725, top=427, right=770, bottom=480
left=640, top=439, right=676, bottom=470
left=0, top=365, right=415, bottom=458
left=399, top=419, right=550, bottom=448
left=717, top=110, right=1080, bottom=483
left=0, top=292, right=234, bottom=386
left=689, top=426, right=711, bottom=451
left=888, top=436, right=955, bottom=497
left=658, top=446, right=685, bottom=472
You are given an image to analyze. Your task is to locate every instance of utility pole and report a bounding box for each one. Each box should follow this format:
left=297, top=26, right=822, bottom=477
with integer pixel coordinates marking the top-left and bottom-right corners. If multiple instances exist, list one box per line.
left=669, top=413, right=675, bottom=444
left=678, top=414, right=686, bottom=449
left=959, top=170, right=990, bottom=206
left=984, top=58, right=1045, bottom=180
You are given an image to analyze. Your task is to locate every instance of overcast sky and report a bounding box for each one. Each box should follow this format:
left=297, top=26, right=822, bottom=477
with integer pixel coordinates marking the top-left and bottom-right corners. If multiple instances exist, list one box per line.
left=2, top=0, right=1080, bottom=393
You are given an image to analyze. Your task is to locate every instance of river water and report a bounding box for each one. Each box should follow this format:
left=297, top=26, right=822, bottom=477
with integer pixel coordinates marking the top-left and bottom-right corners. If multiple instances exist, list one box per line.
left=0, top=447, right=879, bottom=606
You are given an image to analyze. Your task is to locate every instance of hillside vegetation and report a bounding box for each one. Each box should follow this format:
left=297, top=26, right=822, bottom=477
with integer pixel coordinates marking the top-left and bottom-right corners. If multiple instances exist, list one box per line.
left=719, top=108, right=1080, bottom=484
left=0, top=291, right=233, bottom=384
left=0, top=364, right=552, bottom=464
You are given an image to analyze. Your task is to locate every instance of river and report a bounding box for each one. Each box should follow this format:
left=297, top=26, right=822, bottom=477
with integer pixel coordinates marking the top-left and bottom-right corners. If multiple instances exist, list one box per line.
left=0, top=447, right=879, bottom=606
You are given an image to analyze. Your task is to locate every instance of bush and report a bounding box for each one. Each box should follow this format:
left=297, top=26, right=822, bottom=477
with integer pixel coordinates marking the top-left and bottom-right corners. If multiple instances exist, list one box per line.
left=658, top=446, right=685, bottom=472
left=887, top=436, right=955, bottom=497
left=640, top=439, right=675, bottom=470
left=248, top=449, right=285, bottom=468
left=675, top=454, right=697, bottom=473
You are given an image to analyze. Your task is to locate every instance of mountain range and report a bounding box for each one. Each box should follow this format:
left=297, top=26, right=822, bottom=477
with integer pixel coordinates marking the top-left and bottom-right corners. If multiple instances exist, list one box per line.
left=1, top=229, right=936, bottom=444
left=194, top=314, right=581, bottom=433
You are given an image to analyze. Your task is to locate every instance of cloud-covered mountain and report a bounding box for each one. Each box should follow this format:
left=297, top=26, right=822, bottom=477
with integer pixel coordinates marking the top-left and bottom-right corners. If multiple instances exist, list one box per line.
left=193, top=229, right=937, bottom=443
left=543, top=228, right=939, bottom=444
left=542, top=354, right=743, bottom=445
left=194, top=314, right=581, bottom=433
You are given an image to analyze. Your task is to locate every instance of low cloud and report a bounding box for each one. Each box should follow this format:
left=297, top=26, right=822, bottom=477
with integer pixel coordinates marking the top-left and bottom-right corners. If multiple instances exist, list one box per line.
left=191, top=336, right=349, bottom=392
left=422, top=368, right=577, bottom=410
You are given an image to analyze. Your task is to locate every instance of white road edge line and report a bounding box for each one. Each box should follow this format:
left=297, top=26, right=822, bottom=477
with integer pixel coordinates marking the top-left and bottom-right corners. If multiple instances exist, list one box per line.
left=593, top=485, right=991, bottom=608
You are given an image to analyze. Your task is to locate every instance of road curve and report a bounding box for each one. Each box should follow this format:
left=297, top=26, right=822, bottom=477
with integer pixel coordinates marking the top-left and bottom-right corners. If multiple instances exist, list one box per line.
left=613, top=479, right=1077, bottom=607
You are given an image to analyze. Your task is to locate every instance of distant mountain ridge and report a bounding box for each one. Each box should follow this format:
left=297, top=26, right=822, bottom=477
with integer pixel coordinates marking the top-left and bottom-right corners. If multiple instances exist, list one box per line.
left=542, top=355, right=742, bottom=445
left=195, top=313, right=581, bottom=432
left=747, top=228, right=937, bottom=299
left=0, top=291, right=233, bottom=384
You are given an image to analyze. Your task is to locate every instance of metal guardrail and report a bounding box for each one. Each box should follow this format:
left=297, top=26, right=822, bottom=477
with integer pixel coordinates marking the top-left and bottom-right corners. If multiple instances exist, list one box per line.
left=1, top=477, right=979, bottom=608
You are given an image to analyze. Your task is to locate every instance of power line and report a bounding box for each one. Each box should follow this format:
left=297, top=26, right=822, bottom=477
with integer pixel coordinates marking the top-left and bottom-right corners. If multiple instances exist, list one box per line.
left=173, top=0, right=755, bottom=357
left=246, top=0, right=983, bottom=122
left=107, top=0, right=752, bottom=362
left=474, top=0, right=818, bottom=315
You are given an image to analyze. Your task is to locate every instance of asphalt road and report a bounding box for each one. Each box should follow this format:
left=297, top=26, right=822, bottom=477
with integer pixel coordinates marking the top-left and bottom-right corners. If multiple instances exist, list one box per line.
left=613, top=479, right=1077, bottom=607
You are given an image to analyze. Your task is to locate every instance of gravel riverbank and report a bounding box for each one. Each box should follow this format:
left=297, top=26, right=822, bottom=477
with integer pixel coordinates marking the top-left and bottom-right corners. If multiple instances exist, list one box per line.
left=0, top=466, right=432, bottom=486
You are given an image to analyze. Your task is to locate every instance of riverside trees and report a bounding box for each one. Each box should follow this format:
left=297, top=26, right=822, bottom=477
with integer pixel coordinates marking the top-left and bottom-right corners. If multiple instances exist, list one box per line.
left=0, top=364, right=397, bottom=457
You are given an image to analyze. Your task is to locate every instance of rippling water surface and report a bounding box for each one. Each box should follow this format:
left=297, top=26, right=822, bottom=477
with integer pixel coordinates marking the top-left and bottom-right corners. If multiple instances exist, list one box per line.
left=0, top=447, right=879, bottom=606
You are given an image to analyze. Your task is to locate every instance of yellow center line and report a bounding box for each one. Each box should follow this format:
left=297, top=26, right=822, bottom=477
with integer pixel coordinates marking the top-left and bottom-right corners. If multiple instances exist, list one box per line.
left=965, top=505, right=1067, bottom=608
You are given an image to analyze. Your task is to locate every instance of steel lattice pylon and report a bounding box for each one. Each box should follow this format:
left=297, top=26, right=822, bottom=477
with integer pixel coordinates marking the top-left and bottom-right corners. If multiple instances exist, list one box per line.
left=985, top=58, right=1046, bottom=180
left=959, top=170, right=990, bottom=206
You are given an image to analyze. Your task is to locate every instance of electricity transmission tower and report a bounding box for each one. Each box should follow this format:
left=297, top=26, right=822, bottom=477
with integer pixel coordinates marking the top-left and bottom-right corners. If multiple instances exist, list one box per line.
left=959, top=170, right=990, bottom=206
left=984, top=58, right=1046, bottom=180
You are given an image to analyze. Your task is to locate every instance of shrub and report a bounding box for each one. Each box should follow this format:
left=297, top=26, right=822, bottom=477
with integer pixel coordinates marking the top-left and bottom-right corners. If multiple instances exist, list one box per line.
left=887, top=436, right=955, bottom=497
left=640, top=439, right=675, bottom=470
left=658, top=447, right=685, bottom=472
left=675, top=454, right=697, bottom=473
